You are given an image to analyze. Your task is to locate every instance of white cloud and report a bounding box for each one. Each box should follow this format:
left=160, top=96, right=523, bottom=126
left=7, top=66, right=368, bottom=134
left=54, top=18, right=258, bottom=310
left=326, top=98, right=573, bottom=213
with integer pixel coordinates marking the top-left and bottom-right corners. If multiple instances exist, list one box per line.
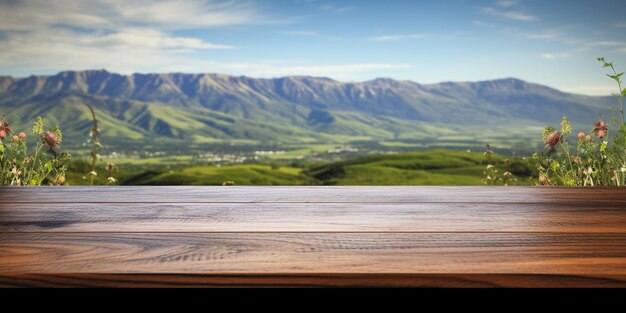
left=369, top=34, right=433, bottom=42
left=279, top=30, right=343, bottom=41
left=193, top=61, right=411, bottom=79
left=0, top=0, right=270, bottom=31
left=90, top=28, right=235, bottom=50
left=0, top=26, right=235, bottom=74
left=525, top=31, right=562, bottom=40
left=560, top=85, right=616, bottom=96
left=541, top=52, right=573, bottom=60
left=0, top=28, right=410, bottom=79
left=585, top=41, right=626, bottom=47
left=0, top=0, right=278, bottom=74
left=540, top=47, right=588, bottom=60
left=522, top=29, right=586, bottom=45
left=480, top=7, right=536, bottom=21
left=0, top=28, right=228, bottom=74
left=495, top=0, right=519, bottom=8
left=540, top=47, right=592, bottom=60
left=319, top=4, right=354, bottom=14
left=256, top=63, right=411, bottom=77
left=157, top=61, right=412, bottom=80
left=280, top=31, right=320, bottom=36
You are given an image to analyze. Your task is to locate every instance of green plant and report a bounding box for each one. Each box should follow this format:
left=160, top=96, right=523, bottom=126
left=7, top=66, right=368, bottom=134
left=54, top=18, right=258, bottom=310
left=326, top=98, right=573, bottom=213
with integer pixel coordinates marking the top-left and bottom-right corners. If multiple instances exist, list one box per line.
left=82, top=103, right=117, bottom=185
left=531, top=57, right=626, bottom=186
left=84, top=103, right=100, bottom=185
left=0, top=117, right=71, bottom=186
left=481, top=144, right=518, bottom=186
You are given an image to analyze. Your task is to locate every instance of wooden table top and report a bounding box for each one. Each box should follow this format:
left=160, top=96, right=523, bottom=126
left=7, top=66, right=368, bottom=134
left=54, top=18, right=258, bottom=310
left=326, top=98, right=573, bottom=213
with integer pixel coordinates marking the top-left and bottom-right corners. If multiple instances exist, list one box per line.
left=1, top=186, right=626, bottom=287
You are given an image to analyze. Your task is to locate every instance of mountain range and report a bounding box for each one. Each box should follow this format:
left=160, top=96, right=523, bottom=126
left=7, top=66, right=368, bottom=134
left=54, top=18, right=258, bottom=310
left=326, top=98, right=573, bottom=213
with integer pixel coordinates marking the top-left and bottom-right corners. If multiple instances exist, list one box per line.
left=0, top=70, right=614, bottom=148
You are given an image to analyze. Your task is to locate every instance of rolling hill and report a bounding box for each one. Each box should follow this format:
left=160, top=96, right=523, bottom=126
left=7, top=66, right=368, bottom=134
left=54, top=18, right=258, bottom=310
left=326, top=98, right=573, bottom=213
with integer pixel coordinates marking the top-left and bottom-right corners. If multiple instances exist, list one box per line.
left=98, top=150, right=533, bottom=186
left=0, top=70, right=614, bottom=149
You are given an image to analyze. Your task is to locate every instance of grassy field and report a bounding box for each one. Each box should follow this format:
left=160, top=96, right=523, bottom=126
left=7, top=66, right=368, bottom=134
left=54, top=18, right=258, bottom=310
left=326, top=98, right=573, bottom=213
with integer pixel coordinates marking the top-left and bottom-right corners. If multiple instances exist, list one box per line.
left=123, top=164, right=311, bottom=185
left=67, top=149, right=535, bottom=186
left=306, top=150, right=534, bottom=186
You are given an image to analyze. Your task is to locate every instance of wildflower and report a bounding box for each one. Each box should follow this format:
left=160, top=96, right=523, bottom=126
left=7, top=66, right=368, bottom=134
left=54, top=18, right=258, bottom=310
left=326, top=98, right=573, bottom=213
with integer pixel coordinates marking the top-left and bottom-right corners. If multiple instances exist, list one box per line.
left=12, top=135, right=19, bottom=142
left=107, top=177, right=117, bottom=184
left=585, top=135, right=592, bottom=142
left=32, top=117, right=44, bottom=136
left=24, top=156, right=33, bottom=164
left=88, top=171, right=98, bottom=176
left=0, top=130, right=6, bottom=139
left=484, top=144, right=494, bottom=159
left=560, top=116, right=572, bottom=135
left=538, top=175, right=549, bottom=185
left=486, top=164, right=495, bottom=169
left=503, top=171, right=512, bottom=177
left=0, top=119, right=11, bottom=134
left=583, top=166, right=595, bottom=186
left=19, top=132, right=26, bottom=139
left=573, top=156, right=581, bottom=164
left=592, top=119, right=608, bottom=138
left=578, top=132, right=585, bottom=140
left=545, top=131, right=561, bottom=149
left=9, top=167, right=21, bottom=186
left=55, top=175, right=66, bottom=186
left=42, top=131, right=60, bottom=149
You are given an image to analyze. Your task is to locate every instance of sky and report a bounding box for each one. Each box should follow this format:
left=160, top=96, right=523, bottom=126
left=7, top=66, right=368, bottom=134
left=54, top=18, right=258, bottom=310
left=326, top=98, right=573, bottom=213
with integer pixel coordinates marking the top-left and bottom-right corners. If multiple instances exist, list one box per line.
left=1, top=0, right=626, bottom=95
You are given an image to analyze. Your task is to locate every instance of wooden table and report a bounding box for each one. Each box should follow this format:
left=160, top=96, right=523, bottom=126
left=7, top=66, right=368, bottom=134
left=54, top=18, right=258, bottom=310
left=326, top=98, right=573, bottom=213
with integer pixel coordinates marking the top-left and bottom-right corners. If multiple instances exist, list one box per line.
left=1, top=186, right=626, bottom=287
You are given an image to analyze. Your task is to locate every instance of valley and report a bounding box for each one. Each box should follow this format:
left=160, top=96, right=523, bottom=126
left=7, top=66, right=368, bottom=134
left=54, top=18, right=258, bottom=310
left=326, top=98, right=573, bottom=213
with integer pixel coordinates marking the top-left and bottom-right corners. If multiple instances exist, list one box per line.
left=0, top=70, right=610, bottom=186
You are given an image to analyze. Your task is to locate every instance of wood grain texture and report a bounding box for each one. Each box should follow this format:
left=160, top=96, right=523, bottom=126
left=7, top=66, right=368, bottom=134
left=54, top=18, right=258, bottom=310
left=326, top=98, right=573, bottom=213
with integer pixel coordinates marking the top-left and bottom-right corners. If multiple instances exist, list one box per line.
left=2, top=233, right=626, bottom=274
left=2, top=274, right=626, bottom=288
left=1, top=186, right=626, bottom=288
left=2, top=186, right=626, bottom=204
left=1, top=202, right=626, bottom=233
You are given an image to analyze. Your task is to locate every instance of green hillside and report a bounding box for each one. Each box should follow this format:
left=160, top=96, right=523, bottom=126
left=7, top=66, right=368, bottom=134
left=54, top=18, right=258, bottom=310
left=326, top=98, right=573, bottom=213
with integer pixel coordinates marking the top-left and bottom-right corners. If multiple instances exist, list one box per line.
left=0, top=70, right=613, bottom=153
left=78, top=150, right=534, bottom=186
left=306, top=150, right=534, bottom=186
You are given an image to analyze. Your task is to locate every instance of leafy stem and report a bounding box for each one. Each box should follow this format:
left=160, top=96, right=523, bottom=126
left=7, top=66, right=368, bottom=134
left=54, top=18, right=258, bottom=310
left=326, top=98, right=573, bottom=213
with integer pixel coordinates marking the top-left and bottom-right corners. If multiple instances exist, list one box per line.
left=25, top=142, right=44, bottom=185
left=84, top=103, right=100, bottom=186
left=598, top=57, right=625, bottom=126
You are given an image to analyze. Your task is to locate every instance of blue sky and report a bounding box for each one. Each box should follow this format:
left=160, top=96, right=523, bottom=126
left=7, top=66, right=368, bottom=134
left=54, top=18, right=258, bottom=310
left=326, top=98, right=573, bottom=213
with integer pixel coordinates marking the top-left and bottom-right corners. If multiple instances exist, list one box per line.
left=1, top=0, right=625, bottom=95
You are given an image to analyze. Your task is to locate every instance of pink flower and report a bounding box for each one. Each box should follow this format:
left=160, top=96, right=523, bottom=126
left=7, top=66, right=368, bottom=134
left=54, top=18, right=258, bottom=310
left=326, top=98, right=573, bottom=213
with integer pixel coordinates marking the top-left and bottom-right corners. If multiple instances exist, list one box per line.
left=42, top=131, right=60, bottom=149
left=593, top=119, right=608, bottom=138
left=19, top=132, right=26, bottom=139
left=577, top=132, right=585, bottom=140
left=0, top=130, right=6, bottom=139
left=585, top=135, right=592, bottom=142
left=0, top=119, right=11, bottom=134
left=12, top=135, right=19, bottom=142
left=545, top=131, right=561, bottom=149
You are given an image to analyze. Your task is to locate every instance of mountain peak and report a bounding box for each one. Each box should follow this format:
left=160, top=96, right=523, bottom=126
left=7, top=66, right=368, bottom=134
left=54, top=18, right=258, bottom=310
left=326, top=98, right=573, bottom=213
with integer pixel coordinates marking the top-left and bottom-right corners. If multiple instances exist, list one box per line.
left=0, top=76, right=15, bottom=93
left=364, top=77, right=418, bottom=88
left=367, top=77, right=397, bottom=84
left=0, top=69, right=612, bottom=145
left=54, top=69, right=110, bottom=77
